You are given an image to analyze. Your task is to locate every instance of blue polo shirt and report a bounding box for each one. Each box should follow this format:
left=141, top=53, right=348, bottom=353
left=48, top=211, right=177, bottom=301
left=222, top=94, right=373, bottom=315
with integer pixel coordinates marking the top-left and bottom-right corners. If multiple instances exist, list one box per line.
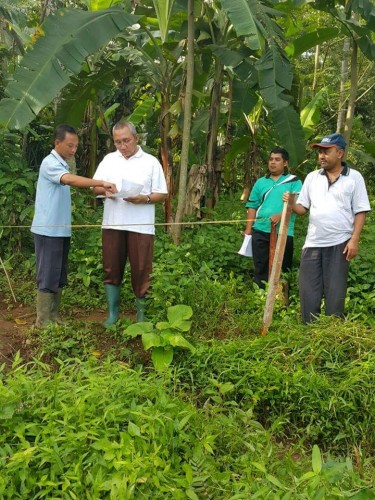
left=246, top=174, right=302, bottom=236
left=31, top=150, right=71, bottom=237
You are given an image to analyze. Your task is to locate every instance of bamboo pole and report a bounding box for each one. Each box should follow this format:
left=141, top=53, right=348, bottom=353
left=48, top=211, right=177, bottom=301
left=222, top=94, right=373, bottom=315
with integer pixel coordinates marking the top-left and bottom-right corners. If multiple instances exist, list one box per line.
left=0, top=255, right=17, bottom=303
left=261, top=193, right=296, bottom=336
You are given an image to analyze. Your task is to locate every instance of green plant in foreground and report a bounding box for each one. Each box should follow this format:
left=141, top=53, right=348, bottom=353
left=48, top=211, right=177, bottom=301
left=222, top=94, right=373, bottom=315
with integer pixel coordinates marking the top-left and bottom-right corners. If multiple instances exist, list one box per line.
left=124, top=305, right=195, bottom=371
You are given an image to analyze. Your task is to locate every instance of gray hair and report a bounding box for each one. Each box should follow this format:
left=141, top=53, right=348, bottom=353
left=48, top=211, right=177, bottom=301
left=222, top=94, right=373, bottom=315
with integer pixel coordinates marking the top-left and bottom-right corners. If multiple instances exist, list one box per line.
left=112, top=121, right=137, bottom=136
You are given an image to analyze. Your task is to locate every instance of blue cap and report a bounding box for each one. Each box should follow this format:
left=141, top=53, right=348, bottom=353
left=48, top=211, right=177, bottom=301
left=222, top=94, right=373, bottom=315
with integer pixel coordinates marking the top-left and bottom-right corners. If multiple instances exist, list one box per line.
left=311, top=133, right=346, bottom=150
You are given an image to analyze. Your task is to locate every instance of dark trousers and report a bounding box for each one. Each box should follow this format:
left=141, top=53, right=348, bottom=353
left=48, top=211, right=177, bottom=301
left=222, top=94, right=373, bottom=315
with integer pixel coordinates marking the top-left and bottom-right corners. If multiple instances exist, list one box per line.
left=299, top=242, right=349, bottom=323
left=102, top=229, right=154, bottom=298
left=252, top=229, right=294, bottom=288
left=34, top=234, right=70, bottom=292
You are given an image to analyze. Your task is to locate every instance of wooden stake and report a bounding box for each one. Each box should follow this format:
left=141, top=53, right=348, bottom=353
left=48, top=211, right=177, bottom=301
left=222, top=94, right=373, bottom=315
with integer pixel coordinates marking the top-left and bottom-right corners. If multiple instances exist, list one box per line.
left=0, top=255, right=17, bottom=303
left=261, top=193, right=296, bottom=336
left=268, top=223, right=277, bottom=277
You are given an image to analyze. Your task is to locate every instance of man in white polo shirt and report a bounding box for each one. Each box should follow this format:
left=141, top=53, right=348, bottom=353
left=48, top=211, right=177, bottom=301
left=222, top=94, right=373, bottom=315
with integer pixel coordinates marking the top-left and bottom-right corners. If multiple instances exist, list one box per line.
left=286, top=133, right=370, bottom=323
left=93, top=121, right=168, bottom=327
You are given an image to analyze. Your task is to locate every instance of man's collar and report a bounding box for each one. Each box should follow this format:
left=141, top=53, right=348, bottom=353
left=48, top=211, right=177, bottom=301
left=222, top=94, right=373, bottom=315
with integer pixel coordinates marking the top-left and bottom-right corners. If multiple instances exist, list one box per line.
left=116, top=146, right=143, bottom=160
left=51, top=149, right=68, bottom=166
left=265, top=172, right=287, bottom=179
left=319, top=161, right=349, bottom=176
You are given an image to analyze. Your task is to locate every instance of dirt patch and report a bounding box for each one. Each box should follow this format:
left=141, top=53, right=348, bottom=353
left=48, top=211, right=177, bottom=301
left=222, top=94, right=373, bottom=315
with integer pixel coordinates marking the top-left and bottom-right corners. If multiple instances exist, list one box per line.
left=0, top=299, right=35, bottom=369
left=0, top=296, right=148, bottom=370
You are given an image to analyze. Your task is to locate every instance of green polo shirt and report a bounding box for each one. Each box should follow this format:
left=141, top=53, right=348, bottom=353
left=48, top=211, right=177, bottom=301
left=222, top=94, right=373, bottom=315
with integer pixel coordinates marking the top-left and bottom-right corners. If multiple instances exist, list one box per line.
left=245, top=174, right=302, bottom=236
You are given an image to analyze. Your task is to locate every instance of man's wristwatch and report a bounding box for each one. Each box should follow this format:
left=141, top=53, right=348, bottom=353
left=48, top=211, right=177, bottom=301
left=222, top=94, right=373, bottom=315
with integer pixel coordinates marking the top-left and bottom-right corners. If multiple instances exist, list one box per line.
left=146, top=195, right=152, bottom=204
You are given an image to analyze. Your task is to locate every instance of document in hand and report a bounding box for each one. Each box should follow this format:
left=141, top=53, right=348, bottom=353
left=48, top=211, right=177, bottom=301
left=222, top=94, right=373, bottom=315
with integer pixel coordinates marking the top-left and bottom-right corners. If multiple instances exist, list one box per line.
left=96, top=180, right=144, bottom=198
left=238, top=234, right=253, bottom=257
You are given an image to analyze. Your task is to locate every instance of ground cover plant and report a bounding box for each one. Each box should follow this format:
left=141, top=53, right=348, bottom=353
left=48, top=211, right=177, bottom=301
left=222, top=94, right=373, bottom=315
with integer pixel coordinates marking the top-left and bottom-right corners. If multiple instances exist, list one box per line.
left=0, top=194, right=374, bottom=498
left=1, top=358, right=374, bottom=499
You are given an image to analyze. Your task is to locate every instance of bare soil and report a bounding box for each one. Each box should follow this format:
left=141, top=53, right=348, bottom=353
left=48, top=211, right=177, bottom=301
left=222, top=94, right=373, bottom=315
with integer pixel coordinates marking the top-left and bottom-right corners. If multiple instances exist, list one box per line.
left=0, top=295, right=147, bottom=370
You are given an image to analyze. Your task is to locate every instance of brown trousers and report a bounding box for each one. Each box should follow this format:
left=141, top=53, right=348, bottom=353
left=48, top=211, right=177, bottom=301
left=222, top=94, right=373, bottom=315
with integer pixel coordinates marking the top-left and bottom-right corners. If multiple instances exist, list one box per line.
left=102, top=229, right=154, bottom=298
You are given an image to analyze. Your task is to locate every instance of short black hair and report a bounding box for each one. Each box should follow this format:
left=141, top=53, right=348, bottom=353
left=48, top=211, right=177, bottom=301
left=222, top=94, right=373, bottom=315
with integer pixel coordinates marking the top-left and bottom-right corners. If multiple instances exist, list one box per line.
left=54, top=124, right=77, bottom=141
left=270, top=147, right=289, bottom=162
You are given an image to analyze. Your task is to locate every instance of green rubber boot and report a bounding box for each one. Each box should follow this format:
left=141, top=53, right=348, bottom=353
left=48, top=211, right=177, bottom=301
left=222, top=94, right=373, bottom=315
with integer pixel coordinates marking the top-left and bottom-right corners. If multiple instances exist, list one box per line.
left=135, top=297, right=147, bottom=322
left=36, top=291, right=54, bottom=328
left=50, top=288, right=64, bottom=324
left=103, top=284, right=121, bottom=328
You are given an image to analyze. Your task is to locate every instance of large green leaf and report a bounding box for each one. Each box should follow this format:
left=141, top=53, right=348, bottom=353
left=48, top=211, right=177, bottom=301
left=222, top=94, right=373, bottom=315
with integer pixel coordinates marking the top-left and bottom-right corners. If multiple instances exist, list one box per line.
left=167, top=304, right=193, bottom=323
left=285, top=27, right=341, bottom=58
left=0, top=8, right=138, bottom=130
left=126, top=97, right=155, bottom=125
left=152, top=0, right=176, bottom=43
left=125, top=322, right=153, bottom=338
left=142, top=332, right=163, bottom=350
left=151, top=346, right=174, bottom=371
left=232, top=79, right=259, bottom=117
left=300, top=88, right=328, bottom=138
left=270, top=106, right=306, bottom=167
left=256, top=45, right=293, bottom=110
left=350, top=0, right=375, bottom=31
left=221, top=0, right=262, bottom=50
left=161, top=332, right=195, bottom=351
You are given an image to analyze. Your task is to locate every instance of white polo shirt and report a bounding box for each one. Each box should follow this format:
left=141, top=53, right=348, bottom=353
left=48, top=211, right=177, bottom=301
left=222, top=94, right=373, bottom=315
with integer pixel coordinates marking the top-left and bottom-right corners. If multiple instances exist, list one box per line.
left=297, top=164, right=370, bottom=248
left=93, top=147, right=167, bottom=235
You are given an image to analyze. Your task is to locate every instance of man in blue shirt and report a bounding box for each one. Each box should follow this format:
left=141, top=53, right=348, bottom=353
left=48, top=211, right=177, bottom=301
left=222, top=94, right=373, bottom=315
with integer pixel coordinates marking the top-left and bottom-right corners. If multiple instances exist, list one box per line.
left=243, top=147, right=302, bottom=288
left=31, top=124, right=116, bottom=327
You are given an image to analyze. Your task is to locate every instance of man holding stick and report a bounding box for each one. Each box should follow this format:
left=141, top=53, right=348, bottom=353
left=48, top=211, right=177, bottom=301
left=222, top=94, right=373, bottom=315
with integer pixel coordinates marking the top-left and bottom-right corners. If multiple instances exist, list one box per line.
left=284, top=133, right=370, bottom=323
left=243, top=147, right=302, bottom=288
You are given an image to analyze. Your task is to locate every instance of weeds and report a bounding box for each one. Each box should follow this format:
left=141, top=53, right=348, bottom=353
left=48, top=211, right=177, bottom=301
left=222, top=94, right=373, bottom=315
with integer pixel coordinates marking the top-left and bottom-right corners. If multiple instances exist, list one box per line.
left=1, top=358, right=373, bottom=499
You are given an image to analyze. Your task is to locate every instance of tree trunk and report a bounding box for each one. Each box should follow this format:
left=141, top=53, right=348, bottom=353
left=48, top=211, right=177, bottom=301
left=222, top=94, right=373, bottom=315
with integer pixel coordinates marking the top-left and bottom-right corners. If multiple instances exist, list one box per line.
left=312, top=44, right=320, bottom=95
left=160, top=95, right=173, bottom=225
left=88, top=103, right=98, bottom=178
left=343, top=37, right=358, bottom=147
left=336, top=37, right=350, bottom=134
left=205, top=58, right=224, bottom=210
left=171, top=0, right=194, bottom=244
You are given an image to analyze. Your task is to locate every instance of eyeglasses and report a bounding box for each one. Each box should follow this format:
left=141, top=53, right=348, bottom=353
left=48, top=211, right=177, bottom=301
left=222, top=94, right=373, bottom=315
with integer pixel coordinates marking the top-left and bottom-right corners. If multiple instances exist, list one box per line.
left=114, top=138, right=135, bottom=146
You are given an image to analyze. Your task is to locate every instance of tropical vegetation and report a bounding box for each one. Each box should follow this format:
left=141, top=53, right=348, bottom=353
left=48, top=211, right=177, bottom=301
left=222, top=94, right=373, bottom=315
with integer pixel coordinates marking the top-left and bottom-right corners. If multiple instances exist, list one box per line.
left=0, top=0, right=375, bottom=498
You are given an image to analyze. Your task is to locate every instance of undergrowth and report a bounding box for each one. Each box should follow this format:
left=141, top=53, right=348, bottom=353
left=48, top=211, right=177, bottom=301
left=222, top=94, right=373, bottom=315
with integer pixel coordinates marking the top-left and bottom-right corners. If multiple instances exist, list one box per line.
left=0, top=357, right=373, bottom=499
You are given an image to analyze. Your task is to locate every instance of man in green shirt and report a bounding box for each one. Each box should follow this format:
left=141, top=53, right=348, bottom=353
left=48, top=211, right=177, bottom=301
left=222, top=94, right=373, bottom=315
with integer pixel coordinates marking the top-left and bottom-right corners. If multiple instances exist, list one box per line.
left=244, top=147, right=302, bottom=288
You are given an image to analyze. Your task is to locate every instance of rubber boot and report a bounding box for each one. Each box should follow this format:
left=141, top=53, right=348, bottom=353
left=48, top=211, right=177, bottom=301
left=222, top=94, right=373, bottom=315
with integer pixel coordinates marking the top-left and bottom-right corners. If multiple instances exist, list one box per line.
left=135, top=297, right=147, bottom=322
left=35, top=291, right=54, bottom=328
left=50, top=288, right=64, bottom=324
left=103, top=284, right=121, bottom=328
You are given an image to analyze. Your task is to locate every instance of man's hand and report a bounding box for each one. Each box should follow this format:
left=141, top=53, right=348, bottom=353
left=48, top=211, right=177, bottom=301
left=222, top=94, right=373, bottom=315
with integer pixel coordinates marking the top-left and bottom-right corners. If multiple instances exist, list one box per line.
left=124, top=194, right=148, bottom=204
left=282, top=191, right=290, bottom=203
left=103, top=182, right=117, bottom=195
left=270, top=213, right=282, bottom=226
left=343, top=238, right=359, bottom=261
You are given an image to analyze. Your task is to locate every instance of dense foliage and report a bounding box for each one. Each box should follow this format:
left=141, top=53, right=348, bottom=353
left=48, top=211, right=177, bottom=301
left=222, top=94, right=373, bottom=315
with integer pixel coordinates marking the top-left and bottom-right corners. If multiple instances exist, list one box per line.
left=1, top=190, right=375, bottom=498
left=1, top=1, right=375, bottom=497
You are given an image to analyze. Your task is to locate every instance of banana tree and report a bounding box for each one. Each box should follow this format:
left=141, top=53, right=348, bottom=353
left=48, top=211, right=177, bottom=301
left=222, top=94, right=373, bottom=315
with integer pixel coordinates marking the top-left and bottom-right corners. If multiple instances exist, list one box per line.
left=0, top=8, right=138, bottom=130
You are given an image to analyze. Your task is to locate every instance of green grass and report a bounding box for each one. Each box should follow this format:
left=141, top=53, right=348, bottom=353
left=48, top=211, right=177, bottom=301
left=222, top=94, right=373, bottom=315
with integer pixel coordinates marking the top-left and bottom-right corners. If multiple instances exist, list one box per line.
left=1, top=357, right=374, bottom=499
left=0, top=194, right=375, bottom=498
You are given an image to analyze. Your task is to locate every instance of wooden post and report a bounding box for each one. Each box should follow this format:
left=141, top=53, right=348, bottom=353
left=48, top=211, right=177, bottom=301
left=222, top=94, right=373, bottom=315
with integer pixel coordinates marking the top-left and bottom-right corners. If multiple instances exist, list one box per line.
left=268, top=223, right=277, bottom=278
left=261, top=193, right=296, bottom=336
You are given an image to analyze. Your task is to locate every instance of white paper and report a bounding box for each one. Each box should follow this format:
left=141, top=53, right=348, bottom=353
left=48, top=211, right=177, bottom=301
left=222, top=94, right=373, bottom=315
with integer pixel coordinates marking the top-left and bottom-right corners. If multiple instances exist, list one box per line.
left=238, top=234, right=253, bottom=257
left=97, top=180, right=144, bottom=199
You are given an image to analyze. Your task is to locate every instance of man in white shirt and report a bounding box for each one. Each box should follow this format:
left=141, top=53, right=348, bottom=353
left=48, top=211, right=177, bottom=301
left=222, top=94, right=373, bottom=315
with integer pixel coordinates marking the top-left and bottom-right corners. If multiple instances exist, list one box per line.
left=286, top=133, right=370, bottom=323
left=93, top=121, right=168, bottom=326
